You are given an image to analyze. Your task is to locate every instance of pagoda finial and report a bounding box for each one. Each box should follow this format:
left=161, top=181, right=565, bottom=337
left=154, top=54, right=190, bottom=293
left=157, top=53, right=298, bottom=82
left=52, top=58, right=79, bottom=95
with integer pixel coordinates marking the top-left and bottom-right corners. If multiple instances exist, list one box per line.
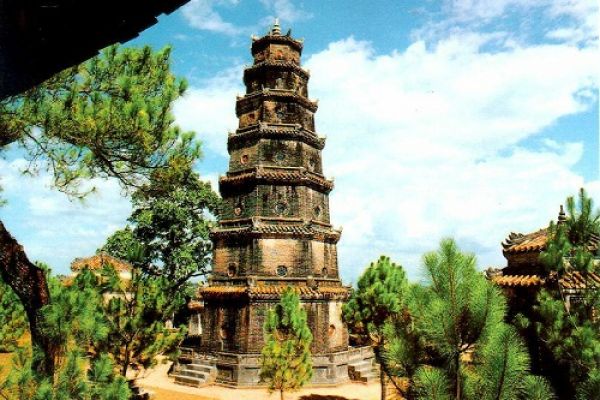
left=558, top=204, right=567, bottom=225
left=271, top=17, right=281, bottom=35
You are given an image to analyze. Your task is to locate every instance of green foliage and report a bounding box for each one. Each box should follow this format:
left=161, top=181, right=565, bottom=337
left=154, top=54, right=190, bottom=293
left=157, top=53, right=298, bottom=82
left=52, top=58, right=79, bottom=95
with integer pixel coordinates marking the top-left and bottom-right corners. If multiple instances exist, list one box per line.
left=521, top=375, right=556, bottom=400
left=414, top=238, right=505, bottom=398
left=381, top=239, right=552, bottom=400
left=343, top=255, right=409, bottom=340
left=77, top=260, right=186, bottom=377
left=100, top=171, right=220, bottom=289
left=413, top=367, right=452, bottom=400
left=0, top=278, right=28, bottom=352
left=0, top=45, right=198, bottom=198
left=41, top=269, right=109, bottom=364
left=260, top=288, right=313, bottom=399
left=533, top=188, right=600, bottom=398
left=0, top=348, right=130, bottom=400
left=466, top=325, right=544, bottom=400
left=576, top=368, right=600, bottom=400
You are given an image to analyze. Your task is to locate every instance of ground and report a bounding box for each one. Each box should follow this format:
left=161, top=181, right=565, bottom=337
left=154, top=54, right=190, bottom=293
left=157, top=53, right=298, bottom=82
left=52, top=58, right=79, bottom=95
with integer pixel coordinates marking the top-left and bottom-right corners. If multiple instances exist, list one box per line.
left=136, top=361, right=381, bottom=400
left=1, top=345, right=380, bottom=400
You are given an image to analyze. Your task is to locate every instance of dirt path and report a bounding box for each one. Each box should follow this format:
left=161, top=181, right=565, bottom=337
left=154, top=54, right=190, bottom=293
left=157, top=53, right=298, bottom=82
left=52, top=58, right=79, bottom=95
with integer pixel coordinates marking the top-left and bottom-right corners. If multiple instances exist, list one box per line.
left=136, top=362, right=380, bottom=400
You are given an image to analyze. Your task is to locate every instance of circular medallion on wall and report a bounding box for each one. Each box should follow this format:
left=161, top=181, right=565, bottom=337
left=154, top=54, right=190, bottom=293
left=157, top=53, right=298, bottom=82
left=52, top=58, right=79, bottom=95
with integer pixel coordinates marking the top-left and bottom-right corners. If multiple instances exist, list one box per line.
left=276, top=265, right=288, bottom=277
left=308, top=157, right=317, bottom=171
left=234, top=206, right=242, bottom=216
left=240, top=154, right=249, bottom=165
left=274, top=151, right=286, bottom=164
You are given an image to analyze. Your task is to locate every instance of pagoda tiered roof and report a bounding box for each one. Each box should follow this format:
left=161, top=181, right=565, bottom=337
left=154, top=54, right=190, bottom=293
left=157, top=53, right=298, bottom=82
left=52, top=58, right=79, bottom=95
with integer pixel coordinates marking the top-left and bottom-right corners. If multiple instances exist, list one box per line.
left=236, top=89, right=318, bottom=114
left=228, top=123, right=325, bottom=150
left=219, top=166, right=333, bottom=193
left=211, top=217, right=341, bottom=241
left=243, top=60, right=310, bottom=82
left=198, top=284, right=349, bottom=300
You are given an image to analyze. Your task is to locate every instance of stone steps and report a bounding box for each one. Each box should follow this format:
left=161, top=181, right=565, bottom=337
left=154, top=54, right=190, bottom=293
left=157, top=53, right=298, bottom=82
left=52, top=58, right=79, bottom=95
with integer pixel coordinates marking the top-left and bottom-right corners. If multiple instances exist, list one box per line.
left=170, top=359, right=217, bottom=388
left=349, top=359, right=380, bottom=383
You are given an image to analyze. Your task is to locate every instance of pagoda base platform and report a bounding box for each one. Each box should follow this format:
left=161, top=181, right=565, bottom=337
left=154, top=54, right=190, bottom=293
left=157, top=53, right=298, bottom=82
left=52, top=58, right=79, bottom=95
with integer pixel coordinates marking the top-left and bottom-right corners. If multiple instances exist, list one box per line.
left=175, top=345, right=376, bottom=387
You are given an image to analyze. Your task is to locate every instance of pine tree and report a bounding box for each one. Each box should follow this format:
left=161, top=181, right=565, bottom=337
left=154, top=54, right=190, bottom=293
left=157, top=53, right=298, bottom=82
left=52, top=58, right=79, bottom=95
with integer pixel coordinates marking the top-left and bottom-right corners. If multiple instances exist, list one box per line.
left=533, top=188, right=600, bottom=399
left=342, top=255, right=410, bottom=400
left=385, top=238, right=553, bottom=400
left=0, top=278, right=27, bottom=352
left=92, top=256, right=186, bottom=377
left=260, top=288, right=313, bottom=400
left=0, top=43, right=201, bottom=376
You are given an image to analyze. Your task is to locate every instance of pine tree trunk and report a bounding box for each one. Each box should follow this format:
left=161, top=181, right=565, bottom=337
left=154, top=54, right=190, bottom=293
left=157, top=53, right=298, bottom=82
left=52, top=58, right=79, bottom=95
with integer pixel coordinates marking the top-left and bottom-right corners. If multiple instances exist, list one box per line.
left=280, top=389, right=284, bottom=400
left=0, top=220, right=55, bottom=376
left=122, top=342, right=130, bottom=377
left=455, top=353, right=461, bottom=400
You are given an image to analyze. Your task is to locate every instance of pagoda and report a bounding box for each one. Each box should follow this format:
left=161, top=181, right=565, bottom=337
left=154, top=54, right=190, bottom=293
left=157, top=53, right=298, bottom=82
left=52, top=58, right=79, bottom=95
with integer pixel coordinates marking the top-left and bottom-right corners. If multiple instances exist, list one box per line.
left=174, top=21, right=378, bottom=387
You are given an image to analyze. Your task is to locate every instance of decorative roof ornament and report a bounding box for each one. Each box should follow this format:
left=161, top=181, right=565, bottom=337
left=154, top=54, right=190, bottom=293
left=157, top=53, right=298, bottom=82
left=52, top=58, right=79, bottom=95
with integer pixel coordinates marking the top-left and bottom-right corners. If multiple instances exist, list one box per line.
left=558, top=204, right=567, bottom=225
left=271, top=17, right=281, bottom=35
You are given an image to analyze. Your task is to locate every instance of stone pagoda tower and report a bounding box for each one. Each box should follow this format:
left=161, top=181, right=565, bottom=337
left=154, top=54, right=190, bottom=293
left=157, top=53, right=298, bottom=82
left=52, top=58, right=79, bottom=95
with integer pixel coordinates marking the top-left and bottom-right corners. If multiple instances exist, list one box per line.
left=175, top=21, right=378, bottom=388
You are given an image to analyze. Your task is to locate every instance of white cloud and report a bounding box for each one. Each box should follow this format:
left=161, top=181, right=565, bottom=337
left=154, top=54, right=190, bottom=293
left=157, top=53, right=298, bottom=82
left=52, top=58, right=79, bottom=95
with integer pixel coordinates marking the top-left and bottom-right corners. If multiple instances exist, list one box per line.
left=447, top=0, right=599, bottom=45
left=174, top=65, right=244, bottom=156
left=182, top=0, right=244, bottom=35
left=303, top=34, right=598, bottom=280
left=0, top=158, right=131, bottom=274
left=172, top=28, right=598, bottom=282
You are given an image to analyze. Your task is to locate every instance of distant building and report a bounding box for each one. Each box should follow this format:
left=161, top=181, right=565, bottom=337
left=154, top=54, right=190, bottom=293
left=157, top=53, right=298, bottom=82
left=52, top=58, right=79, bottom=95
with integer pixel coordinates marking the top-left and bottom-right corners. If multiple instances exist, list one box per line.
left=488, top=206, right=600, bottom=315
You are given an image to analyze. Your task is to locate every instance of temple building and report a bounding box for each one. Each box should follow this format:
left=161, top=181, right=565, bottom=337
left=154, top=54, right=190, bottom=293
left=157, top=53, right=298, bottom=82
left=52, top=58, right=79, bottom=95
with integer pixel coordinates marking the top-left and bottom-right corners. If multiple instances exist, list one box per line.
left=488, top=206, right=600, bottom=316
left=172, top=21, right=378, bottom=387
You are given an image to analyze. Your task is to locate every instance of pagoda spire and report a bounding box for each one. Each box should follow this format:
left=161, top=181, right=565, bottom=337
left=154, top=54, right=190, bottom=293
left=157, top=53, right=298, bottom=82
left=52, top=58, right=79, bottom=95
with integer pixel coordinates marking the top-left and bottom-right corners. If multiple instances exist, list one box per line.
left=557, top=204, right=567, bottom=225
left=271, top=17, right=281, bottom=35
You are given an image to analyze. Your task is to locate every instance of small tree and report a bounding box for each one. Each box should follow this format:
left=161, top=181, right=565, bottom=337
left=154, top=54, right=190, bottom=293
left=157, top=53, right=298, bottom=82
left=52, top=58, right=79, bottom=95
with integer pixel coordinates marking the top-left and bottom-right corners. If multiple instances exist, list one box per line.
left=88, top=255, right=185, bottom=377
left=342, top=255, right=410, bottom=400
left=260, top=288, right=312, bottom=400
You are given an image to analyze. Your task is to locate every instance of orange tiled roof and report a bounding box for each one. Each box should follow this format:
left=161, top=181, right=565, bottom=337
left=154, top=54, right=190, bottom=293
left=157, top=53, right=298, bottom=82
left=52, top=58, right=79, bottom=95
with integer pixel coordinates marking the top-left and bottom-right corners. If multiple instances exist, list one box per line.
left=502, top=228, right=600, bottom=255
left=199, top=285, right=349, bottom=300
left=71, top=253, right=131, bottom=273
left=560, top=271, right=600, bottom=289
left=492, top=274, right=543, bottom=287
left=502, top=229, right=548, bottom=254
left=492, top=271, right=600, bottom=290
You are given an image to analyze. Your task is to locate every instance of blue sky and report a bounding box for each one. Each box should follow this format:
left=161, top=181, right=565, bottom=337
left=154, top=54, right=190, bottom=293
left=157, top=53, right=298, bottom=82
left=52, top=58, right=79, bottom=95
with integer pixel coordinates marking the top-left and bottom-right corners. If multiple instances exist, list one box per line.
left=1, top=0, right=598, bottom=283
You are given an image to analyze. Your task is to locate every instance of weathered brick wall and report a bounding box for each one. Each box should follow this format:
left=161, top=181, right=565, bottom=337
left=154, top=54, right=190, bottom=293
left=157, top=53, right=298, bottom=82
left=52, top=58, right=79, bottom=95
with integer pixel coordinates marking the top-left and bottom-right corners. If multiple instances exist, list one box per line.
left=212, top=238, right=259, bottom=277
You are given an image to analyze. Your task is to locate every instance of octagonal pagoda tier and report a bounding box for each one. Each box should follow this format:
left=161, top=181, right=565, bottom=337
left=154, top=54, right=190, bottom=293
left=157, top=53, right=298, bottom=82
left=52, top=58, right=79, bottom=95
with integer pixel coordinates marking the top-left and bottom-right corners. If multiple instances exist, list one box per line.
left=182, top=21, right=363, bottom=388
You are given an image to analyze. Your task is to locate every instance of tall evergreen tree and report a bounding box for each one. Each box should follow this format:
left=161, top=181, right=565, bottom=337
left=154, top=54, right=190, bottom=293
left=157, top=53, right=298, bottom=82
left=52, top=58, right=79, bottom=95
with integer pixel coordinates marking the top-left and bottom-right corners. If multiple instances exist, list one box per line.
left=342, top=255, right=410, bottom=400
left=533, top=188, right=600, bottom=399
left=0, top=43, right=202, bottom=376
left=384, top=239, right=553, bottom=400
left=260, top=288, right=313, bottom=400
